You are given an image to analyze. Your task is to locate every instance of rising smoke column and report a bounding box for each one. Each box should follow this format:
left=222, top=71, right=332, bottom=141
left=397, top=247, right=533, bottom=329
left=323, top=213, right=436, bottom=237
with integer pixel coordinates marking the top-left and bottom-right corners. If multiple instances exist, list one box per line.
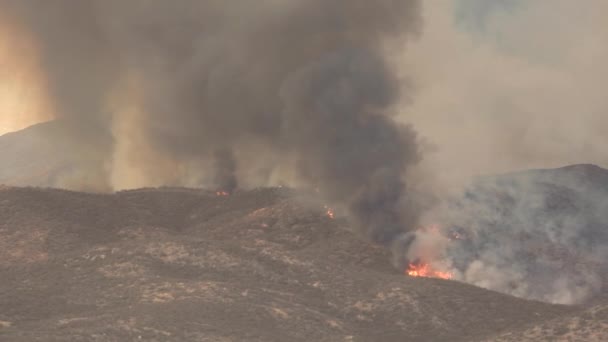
left=1, top=0, right=424, bottom=242
left=280, top=49, right=421, bottom=242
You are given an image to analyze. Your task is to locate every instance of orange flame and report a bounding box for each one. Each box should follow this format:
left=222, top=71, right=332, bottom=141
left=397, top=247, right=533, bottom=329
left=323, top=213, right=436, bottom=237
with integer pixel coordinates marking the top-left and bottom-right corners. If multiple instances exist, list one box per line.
left=406, top=262, right=452, bottom=280
left=216, top=191, right=230, bottom=196
left=323, top=205, right=335, bottom=219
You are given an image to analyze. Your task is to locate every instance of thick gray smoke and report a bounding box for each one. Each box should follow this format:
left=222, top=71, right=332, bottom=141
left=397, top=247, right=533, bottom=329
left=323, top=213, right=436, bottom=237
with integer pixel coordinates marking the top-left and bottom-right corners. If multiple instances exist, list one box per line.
left=1, top=0, right=423, bottom=242
left=410, top=164, right=608, bottom=304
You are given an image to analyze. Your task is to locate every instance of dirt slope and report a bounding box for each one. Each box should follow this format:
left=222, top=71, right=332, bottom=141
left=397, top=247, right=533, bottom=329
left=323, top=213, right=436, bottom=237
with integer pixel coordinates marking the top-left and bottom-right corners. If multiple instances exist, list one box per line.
left=486, top=304, right=608, bottom=342
left=0, top=121, right=70, bottom=187
left=0, top=186, right=578, bottom=341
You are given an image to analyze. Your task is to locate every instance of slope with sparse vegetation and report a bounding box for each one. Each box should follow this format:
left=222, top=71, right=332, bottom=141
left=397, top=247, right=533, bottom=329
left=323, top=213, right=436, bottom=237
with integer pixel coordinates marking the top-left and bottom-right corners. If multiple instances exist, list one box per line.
left=0, top=186, right=585, bottom=341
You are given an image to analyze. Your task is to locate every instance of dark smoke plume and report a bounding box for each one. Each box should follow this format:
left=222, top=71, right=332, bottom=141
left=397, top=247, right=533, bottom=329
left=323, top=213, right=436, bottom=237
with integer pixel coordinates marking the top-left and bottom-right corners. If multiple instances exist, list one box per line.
left=1, top=0, right=423, bottom=242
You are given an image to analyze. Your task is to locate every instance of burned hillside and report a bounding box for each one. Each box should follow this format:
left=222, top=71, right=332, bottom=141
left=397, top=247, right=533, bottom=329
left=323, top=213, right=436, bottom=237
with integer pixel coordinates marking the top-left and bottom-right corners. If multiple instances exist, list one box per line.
left=0, top=186, right=579, bottom=341
left=426, top=164, right=608, bottom=305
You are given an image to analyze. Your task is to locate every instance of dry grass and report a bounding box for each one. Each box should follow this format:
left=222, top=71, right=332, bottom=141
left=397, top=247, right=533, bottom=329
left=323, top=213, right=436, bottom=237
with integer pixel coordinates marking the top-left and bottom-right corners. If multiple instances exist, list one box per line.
left=0, top=186, right=596, bottom=342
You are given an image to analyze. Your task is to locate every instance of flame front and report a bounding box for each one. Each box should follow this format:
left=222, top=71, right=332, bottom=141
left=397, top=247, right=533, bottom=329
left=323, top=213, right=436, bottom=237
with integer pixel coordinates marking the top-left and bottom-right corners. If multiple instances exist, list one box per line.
left=216, top=191, right=230, bottom=196
left=406, top=262, right=452, bottom=280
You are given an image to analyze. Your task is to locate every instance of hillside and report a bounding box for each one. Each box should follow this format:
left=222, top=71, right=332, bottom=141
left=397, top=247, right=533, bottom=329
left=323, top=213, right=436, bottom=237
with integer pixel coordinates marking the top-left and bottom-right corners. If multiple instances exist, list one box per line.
left=486, top=304, right=608, bottom=341
left=438, top=164, right=608, bottom=304
left=0, top=121, right=70, bottom=187
left=0, top=186, right=578, bottom=341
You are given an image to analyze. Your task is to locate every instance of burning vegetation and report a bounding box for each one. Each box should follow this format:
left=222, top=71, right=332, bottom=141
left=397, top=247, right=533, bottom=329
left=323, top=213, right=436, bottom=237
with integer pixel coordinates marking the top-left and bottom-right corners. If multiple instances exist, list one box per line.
left=401, top=224, right=456, bottom=280
left=324, top=205, right=335, bottom=220
left=406, top=261, right=453, bottom=280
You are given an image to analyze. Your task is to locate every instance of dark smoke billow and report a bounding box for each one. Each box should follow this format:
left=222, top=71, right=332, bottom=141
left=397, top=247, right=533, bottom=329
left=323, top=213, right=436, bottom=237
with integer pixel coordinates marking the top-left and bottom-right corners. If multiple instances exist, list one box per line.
left=1, top=0, right=424, bottom=242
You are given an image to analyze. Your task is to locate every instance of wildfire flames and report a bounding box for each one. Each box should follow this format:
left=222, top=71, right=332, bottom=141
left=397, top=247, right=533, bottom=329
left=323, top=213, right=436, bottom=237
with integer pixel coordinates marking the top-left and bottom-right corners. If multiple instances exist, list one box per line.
left=402, top=224, right=461, bottom=280
left=215, top=191, right=230, bottom=196
left=324, top=205, right=335, bottom=219
left=406, top=262, right=453, bottom=280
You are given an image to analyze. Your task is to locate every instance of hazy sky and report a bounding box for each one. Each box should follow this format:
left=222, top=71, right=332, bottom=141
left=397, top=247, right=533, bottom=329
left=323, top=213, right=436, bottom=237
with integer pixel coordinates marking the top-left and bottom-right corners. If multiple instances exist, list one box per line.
left=1, top=0, right=606, bottom=190
left=0, top=10, right=50, bottom=134
left=402, top=0, right=608, bottom=190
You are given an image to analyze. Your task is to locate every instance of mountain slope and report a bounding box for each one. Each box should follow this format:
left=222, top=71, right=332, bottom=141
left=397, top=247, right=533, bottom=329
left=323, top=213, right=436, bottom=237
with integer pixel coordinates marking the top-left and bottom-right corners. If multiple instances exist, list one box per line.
left=486, top=304, right=608, bottom=342
left=0, top=121, right=69, bottom=187
left=0, top=186, right=575, bottom=341
left=439, top=164, right=608, bottom=304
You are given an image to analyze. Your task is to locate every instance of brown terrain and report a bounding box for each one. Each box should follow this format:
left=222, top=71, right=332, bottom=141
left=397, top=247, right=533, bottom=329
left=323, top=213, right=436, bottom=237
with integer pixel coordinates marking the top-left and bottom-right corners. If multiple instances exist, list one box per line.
left=486, top=304, right=608, bottom=342
left=0, top=121, right=70, bottom=188
left=1, top=125, right=608, bottom=341
left=0, top=185, right=605, bottom=341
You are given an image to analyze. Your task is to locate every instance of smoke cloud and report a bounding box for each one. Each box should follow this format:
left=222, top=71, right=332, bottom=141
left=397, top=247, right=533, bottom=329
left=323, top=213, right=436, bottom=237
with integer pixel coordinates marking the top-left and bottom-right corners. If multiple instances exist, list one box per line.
left=401, top=0, right=608, bottom=191
left=0, top=10, right=52, bottom=135
left=0, top=0, right=424, bottom=242
left=403, top=164, right=608, bottom=305
left=392, top=0, right=608, bottom=304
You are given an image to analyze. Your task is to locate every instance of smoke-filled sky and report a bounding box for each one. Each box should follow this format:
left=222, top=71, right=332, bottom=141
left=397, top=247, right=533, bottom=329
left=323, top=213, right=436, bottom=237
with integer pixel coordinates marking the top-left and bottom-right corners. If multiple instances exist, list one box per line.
left=401, top=0, right=608, bottom=191
left=1, top=0, right=607, bottom=190
left=400, top=0, right=608, bottom=304
left=0, top=0, right=425, bottom=244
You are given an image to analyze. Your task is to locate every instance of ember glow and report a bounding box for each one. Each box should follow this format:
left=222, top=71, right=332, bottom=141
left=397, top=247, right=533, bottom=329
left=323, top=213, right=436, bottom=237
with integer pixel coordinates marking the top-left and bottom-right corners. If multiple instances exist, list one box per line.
left=215, top=191, right=230, bottom=196
left=449, top=230, right=464, bottom=241
left=406, top=262, right=453, bottom=280
left=324, top=205, right=335, bottom=219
